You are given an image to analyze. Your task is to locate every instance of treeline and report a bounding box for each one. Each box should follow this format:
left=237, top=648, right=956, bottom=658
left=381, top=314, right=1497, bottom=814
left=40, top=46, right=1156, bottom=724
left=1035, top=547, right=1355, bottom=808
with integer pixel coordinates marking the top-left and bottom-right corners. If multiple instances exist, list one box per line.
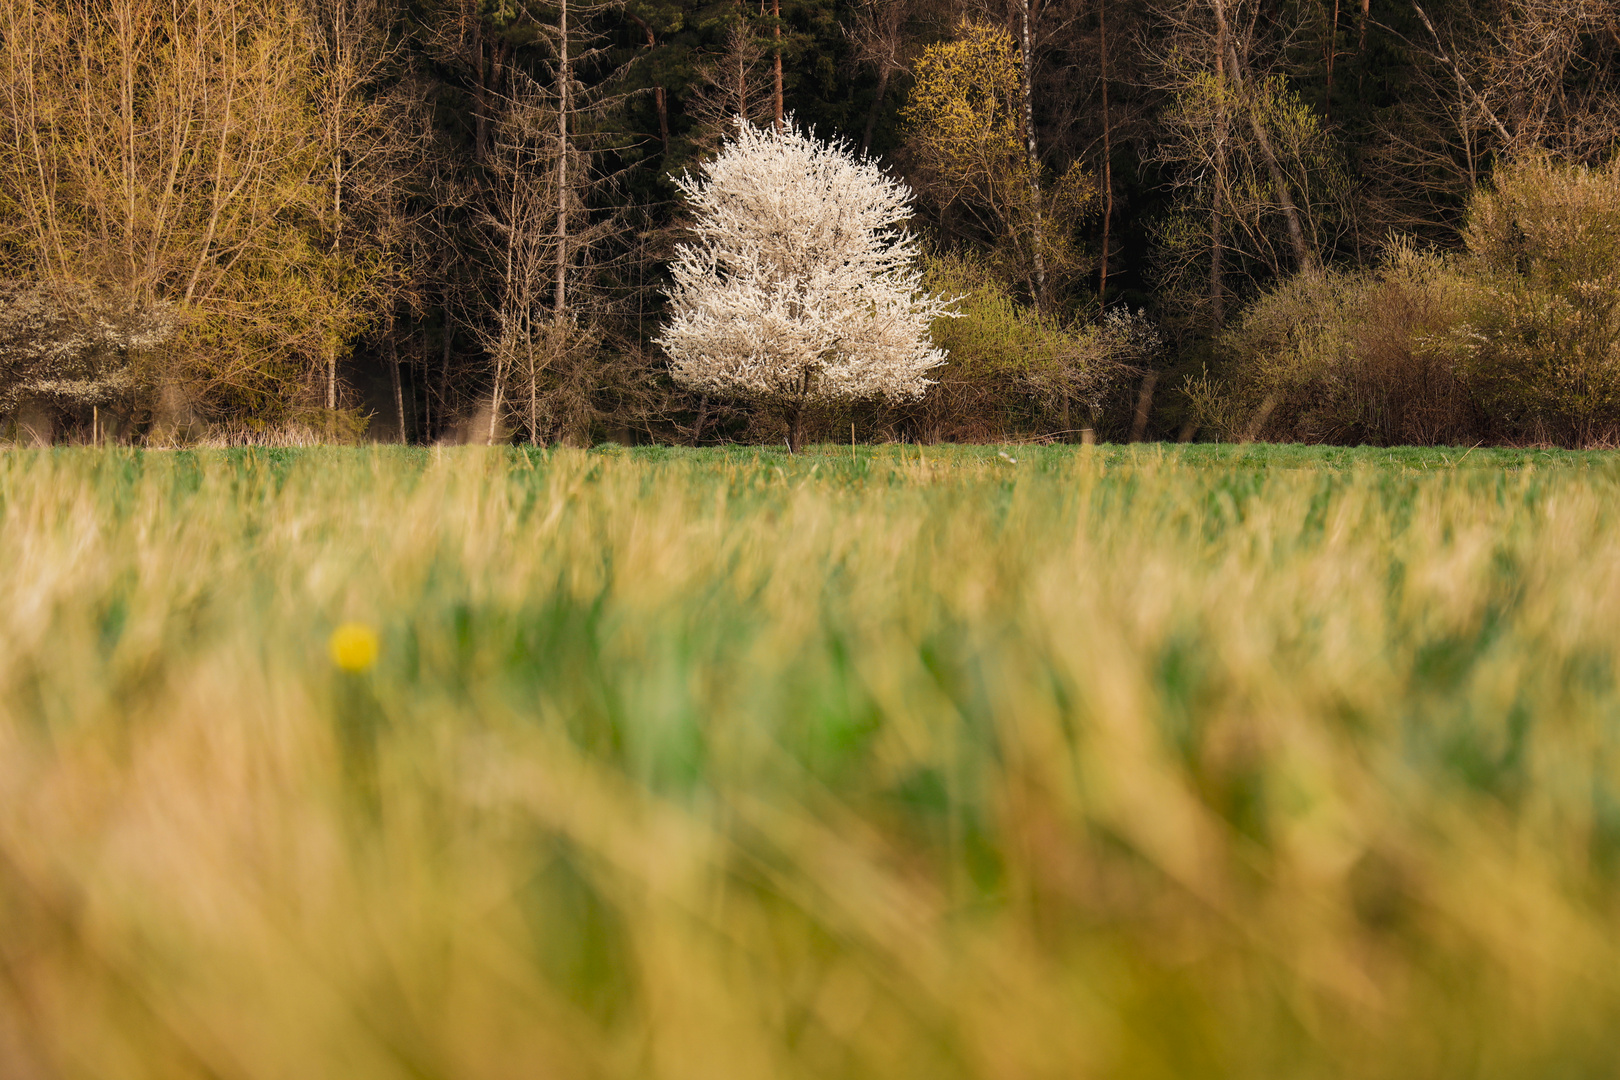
left=5, top=0, right=1620, bottom=446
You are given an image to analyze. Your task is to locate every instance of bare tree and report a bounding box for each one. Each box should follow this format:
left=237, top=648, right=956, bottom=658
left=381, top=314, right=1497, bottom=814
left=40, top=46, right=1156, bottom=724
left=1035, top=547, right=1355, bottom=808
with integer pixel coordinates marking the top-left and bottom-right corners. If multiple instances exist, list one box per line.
left=1147, top=0, right=1348, bottom=323
left=0, top=0, right=412, bottom=427
left=847, top=0, right=921, bottom=155
left=686, top=23, right=778, bottom=155
left=1361, top=0, right=1620, bottom=240
left=470, top=0, right=633, bottom=446
left=304, top=0, right=422, bottom=418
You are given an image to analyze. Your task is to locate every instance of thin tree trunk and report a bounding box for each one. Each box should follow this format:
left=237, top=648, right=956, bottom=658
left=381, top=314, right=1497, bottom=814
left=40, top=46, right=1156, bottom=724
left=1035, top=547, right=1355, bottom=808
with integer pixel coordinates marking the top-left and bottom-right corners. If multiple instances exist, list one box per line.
left=488, top=355, right=504, bottom=445
left=1411, top=2, right=1513, bottom=147
left=1017, top=0, right=1046, bottom=308
left=787, top=368, right=812, bottom=452
left=408, top=338, right=422, bottom=442
left=439, top=322, right=453, bottom=440
left=1324, top=0, right=1339, bottom=127
left=419, top=330, right=431, bottom=439
left=1211, top=27, right=1228, bottom=323
left=1097, top=0, right=1113, bottom=308
left=693, top=395, right=711, bottom=444
left=860, top=65, right=891, bottom=155
left=1212, top=0, right=1315, bottom=272
left=390, top=330, right=406, bottom=443
left=555, top=0, right=569, bottom=319
left=772, top=0, right=784, bottom=129
left=629, top=16, right=670, bottom=153
left=1130, top=370, right=1159, bottom=442
left=472, top=9, right=488, bottom=163
left=529, top=326, right=539, bottom=443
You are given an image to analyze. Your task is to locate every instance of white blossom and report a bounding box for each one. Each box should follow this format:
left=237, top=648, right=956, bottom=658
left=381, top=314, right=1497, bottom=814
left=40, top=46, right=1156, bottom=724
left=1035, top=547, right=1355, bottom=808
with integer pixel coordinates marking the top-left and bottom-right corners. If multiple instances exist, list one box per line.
left=657, top=119, right=953, bottom=441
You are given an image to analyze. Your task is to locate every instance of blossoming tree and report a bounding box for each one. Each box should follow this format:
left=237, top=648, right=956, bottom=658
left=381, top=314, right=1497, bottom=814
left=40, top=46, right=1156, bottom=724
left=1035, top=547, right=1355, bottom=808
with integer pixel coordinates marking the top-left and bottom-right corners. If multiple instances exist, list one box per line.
left=657, top=119, right=953, bottom=451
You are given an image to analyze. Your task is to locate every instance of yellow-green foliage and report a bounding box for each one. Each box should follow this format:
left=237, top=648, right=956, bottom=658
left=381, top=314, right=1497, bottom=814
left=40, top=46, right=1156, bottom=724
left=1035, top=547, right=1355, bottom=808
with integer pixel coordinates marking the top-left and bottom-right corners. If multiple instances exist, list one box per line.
left=924, top=253, right=1098, bottom=378
left=902, top=22, right=1095, bottom=294
left=1458, top=156, right=1620, bottom=443
left=0, top=0, right=404, bottom=419
left=908, top=254, right=1137, bottom=440
left=6, top=445, right=1620, bottom=1078
left=1155, top=66, right=1349, bottom=297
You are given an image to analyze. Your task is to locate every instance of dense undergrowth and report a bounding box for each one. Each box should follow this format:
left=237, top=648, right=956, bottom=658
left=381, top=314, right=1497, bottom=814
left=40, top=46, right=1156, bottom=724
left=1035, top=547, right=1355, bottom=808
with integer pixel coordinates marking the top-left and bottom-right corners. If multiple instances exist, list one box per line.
left=4, top=444, right=1620, bottom=1078
left=1196, top=158, right=1620, bottom=449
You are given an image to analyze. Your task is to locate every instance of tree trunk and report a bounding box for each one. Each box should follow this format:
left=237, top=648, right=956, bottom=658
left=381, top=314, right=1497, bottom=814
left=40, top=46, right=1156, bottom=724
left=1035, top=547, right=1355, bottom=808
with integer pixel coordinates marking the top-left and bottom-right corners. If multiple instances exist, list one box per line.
left=1324, top=0, right=1340, bottom=127
left=629, top=15, right=670, bottom=154
left=693, top=395, right=711, bottom=445
left=439, top=322, right=453, bottom=441
left=390, top=330, right=406, bottom=442
left=1212, top=0, right=1315, bottom=272
left=786, top=369, right=812, bottom=452
left=772, top=0, right=784, bottom=130
left=528, top=324, right=539, bottom=443
left=407, top=339, right=421, bottom=442
left=488, top=357, right=504, bottom=446
left=1097, top=0, right=1113, bottom=308
left=419, top=330, right=431, bottom=439
left=655, top=85, right=670, bottom=152
left=471, top=9, right=488, bottom=163
left=1130, top=370, right=1159, bottom=442
left=1017, top=0, right=1046, bottom=308
left=1211, top=27, right=1228, bottom=323
left=860, top=65, right=891, bottom=156
left=554, top=0, right=569, bottom=320
left=788, top=401, right=804, bottom=453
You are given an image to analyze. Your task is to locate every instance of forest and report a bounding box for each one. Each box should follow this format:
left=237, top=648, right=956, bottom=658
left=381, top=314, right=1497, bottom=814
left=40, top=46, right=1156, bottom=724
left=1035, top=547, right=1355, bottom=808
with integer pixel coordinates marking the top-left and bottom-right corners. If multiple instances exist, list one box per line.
left=5, top=0, right=1620, bottom=447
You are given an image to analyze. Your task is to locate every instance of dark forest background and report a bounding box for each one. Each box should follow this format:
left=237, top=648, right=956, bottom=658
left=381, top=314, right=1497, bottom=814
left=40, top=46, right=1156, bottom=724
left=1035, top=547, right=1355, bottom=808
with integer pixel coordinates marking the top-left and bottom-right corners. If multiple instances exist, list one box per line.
left=5, top=0, right=1620, bottom=446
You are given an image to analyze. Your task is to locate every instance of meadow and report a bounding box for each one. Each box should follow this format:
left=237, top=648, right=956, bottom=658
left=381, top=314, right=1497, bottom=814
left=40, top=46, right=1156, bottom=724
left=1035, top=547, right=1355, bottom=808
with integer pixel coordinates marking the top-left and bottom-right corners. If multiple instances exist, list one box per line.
left=4, top=442, right=1620, bottom=1080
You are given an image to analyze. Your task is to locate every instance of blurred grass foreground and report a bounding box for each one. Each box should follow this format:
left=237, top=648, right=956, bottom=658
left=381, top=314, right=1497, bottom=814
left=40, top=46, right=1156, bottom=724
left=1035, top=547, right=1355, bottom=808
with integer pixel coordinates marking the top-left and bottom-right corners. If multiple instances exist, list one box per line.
left=5, top=444, right=1620, bottom=1079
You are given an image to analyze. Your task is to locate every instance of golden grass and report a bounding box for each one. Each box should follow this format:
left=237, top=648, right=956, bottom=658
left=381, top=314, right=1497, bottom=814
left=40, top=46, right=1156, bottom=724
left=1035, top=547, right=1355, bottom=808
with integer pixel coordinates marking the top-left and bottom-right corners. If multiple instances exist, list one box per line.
left=2, top=444, right=1620, bottom=1079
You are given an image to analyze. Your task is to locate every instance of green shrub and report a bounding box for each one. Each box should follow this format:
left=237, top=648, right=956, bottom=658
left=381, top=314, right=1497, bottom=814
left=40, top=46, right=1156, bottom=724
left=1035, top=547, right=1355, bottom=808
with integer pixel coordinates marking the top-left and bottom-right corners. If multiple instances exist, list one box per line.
left=861, top=253, right=1150, bottom=442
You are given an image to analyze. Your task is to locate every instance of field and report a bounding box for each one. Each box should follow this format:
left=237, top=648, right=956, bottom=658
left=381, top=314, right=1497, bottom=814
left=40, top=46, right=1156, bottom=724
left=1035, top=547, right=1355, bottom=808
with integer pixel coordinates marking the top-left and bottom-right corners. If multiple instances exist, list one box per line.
left=5, top=443, right=1620, bottom=1079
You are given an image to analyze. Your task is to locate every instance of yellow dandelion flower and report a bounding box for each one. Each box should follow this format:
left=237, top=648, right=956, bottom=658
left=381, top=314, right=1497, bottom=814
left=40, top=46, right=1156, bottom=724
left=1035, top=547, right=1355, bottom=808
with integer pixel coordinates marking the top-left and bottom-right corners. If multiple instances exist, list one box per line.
left=328, top=622, right=379, bottom=673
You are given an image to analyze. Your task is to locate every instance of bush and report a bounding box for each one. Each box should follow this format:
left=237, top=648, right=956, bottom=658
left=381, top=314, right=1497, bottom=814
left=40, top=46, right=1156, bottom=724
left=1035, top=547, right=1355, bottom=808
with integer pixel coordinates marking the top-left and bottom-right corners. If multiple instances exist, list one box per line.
left=0, top=282, right=175, bottom=441
left=1203, top=158, right=1620, bottom=448
left=1454, top=157, right=1620, bottom=444
left=1199, top=241, right=1478, bottom=445
left=868, top=253, right=1149, bottom=442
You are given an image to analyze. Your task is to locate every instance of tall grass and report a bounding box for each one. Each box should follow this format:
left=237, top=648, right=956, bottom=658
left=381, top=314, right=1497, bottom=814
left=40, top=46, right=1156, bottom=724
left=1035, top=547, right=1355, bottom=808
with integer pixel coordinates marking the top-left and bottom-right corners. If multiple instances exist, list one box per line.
left=4, top=445, right=1620, bottom=1079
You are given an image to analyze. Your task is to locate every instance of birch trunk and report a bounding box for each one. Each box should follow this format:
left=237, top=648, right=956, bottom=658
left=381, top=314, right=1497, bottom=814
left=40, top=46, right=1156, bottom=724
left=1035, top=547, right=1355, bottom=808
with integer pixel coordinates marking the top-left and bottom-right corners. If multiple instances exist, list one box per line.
left=389, top=330, right=405, bottom=442
left=1017, top=0, right=1046, bottom=308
